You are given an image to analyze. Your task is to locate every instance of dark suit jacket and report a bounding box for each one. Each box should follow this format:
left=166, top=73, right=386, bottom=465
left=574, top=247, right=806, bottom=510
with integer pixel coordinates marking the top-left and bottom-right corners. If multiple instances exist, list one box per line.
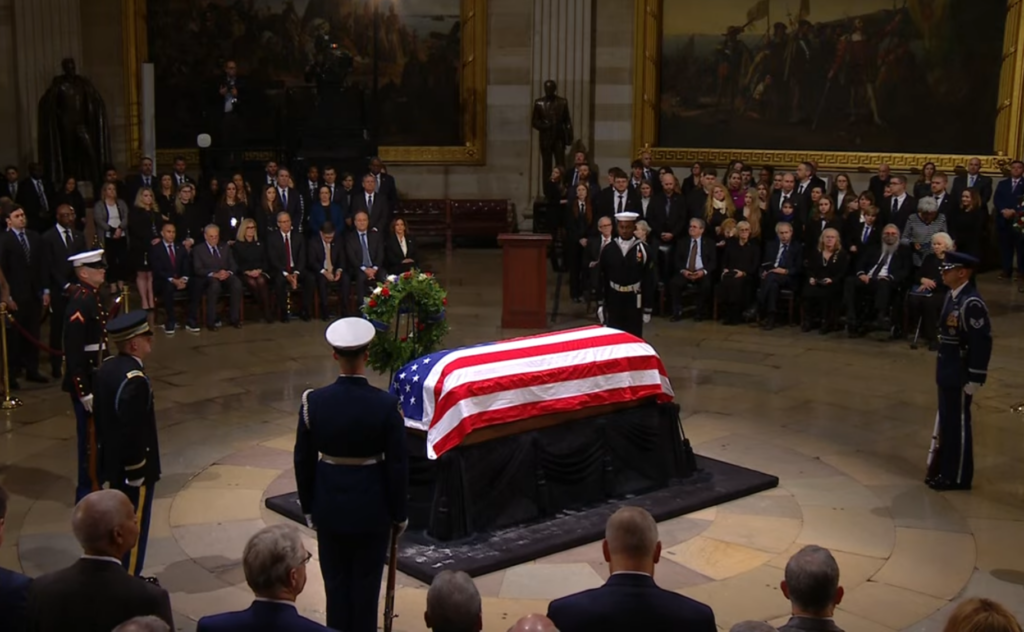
left=266, top=230, right=307, bottom=277
left=951, top=174, right=993, bottom=207
left=276, top=187, right=304, bottom=229
left=881, top=194, right=917, bottom=230
left=648, top=194, right=687, bottom=241
left=0, top=566, right=31, bottom=632
left=673, top=236, right=718, bottom=276
left=770, top=189, right=806, bottom=219
left=594, top=187, right=640, bottom=224
left=350, top=190, right=392, bottom=234
left=844, top=217, right=882, bottom=271
left=307, top=236, right=345, bottom=275
left=547, top=573, right=716, bottom=632
left=932, top=192, right=956, bottom=219
left=762, top=239, right=803, bottom=278
left=124, top=173, right=156, bottom=203
left=384, top=234, right=418, bottom=270
left=795, top=176, right=827, bottom=202
left=197, top=600, right=331, bottom=632
left=855, top=243, right=910, bottom=283
left=16, top=178, right=57, bottom=230
left=994, top=177, right=1024, bottom=231
left=564, top=169, right=600, bottom=192
left=345, top=230, right=385, bottom=271
left=41, top=225, right=86, bottom=293
left=192, top=241, right=239, bottom=277
left=778, top=615, right=845, bottom=632
left=25, top=558, right=173, bottom=632
left=150, top=240, right=192, bottom=282
left=868, top=175, right=890, bottom=203
left=368, top=171, right=398, bottom=208
left=0, top=229, right=46, bottom=302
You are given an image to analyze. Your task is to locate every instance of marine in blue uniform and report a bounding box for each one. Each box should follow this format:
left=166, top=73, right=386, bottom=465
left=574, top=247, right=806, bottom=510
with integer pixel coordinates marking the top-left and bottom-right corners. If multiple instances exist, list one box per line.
left=61, top=249, right=110, bottom=502
left=928, top=252, right=992, bottom=491
left=294, top=317, right=408, bottom=632
left=597, top=212, right=655, bottom=338
left=93, top=310, right=161, bottom=575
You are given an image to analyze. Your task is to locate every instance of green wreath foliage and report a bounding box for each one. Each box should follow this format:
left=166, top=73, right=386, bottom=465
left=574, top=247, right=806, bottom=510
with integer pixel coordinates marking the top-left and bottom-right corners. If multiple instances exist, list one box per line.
left=361, top=269, right=450, bottom=374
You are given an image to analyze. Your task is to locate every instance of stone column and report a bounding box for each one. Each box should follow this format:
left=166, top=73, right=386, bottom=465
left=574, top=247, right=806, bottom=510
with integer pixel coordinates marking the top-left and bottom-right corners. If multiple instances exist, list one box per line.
left=530, top=0, right=594, bottom=197
left=591, top=0, right=634, bottom=179
left=12, top=0, right=83, bottom=164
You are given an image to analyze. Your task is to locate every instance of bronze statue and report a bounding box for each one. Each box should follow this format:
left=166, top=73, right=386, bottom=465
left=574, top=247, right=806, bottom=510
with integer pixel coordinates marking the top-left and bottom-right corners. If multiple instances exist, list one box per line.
left=38, top=58, right=112, bottom=186
left=532, top=80, right=573, bottom=177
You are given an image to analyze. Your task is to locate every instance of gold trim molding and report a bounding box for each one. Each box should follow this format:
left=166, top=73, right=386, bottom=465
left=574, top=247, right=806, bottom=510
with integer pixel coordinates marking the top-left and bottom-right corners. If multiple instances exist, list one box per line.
left=633, top=0, right=1024, bottom=176
left=124, top=0, right=488, bottom=166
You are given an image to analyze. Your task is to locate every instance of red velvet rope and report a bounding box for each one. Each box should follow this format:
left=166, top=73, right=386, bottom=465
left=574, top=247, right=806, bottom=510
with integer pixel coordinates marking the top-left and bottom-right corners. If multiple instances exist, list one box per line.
left=3, top=295, right=123, bottom=359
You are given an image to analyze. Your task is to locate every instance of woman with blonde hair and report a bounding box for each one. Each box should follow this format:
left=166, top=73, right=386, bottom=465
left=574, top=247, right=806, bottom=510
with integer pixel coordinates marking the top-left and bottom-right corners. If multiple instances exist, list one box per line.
left=127, top=186, right=162, bottom=315
left=943, top=598, right=1021, bottom=632
left=93, top=181, right=130, bottom=293
left=704, top=182, right=736, bottom=237
left=741, top=188, right=763, bottom=242
left=172, top=183, right=204, bottom=249
left=801, top=227, right=848, bottom=333
left=232, top=218, right=273, bottom=322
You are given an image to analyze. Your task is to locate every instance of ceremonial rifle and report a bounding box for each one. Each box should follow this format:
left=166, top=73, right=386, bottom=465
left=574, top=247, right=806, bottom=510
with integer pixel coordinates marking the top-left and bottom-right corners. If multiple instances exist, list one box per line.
left=383, top=522, right=401, bottom=632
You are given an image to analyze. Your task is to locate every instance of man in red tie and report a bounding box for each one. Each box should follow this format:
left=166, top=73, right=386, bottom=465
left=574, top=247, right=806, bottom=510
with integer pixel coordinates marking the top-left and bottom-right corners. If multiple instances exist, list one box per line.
left=150, top=223, right=201, bottom=334
left=268, top=212, right=314, bottom=322
left=191, top=225, right=243, bottom=330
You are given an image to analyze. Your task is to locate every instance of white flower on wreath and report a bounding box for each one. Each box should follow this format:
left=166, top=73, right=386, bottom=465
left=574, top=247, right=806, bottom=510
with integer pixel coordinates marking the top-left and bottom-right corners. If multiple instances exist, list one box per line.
left=372, top=286, right=383, bottom=296
left=419, top=273, right=428, bottom=280
left=387, top=274, right=398, bottom=283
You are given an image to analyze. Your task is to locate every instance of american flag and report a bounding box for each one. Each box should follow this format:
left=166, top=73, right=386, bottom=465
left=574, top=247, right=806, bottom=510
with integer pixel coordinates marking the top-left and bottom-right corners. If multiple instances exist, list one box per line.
left=392, top=326, right=674, bottom=459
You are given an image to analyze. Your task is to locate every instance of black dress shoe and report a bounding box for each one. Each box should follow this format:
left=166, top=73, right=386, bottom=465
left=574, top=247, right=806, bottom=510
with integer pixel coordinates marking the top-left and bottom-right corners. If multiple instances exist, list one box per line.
left=926, top=476, right=972, bottom=491
left=25, top=373, right=49, bottom=384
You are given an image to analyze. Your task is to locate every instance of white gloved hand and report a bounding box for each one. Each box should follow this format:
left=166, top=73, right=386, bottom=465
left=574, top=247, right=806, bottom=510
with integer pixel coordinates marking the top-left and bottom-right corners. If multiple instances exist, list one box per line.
left=126, top=477, right=144, bottom=487
left=394, top=519, right=409, bottom=536
left=79, top=394, right=94, bottom=413
left=643, top=313, right=651, bottom=324
left=597, top=307, right=605, bottom=324
left=964, top=382, right=981, bottom=396
left=304, top=514, right=316, bottom=529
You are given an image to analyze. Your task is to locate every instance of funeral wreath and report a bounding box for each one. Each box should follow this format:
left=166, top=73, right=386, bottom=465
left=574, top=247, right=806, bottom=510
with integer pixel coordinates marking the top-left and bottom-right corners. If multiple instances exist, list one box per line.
left=361, top=270, right=449, bottom=374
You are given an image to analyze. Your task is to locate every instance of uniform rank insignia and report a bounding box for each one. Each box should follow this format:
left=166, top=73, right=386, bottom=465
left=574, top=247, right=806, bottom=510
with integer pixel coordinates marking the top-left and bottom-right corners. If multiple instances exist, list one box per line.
left=970, top=317, right=985, bottom=329
left=70, top=311, right=85, bottom=323
left=636, top=248, right=643, bottom=263
left=945, top=311, right=958, bottom=328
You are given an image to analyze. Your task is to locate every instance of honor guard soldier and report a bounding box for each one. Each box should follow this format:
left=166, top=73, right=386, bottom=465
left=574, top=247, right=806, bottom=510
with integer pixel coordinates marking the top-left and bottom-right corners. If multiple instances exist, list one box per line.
left=294, top=317, right=408, bottom=632
left=62, top=249, right=109, bottom=502
left=597, top=212, right=655, bottom=338
left=94, top=310, right=160, bottom=576
left=928, top=252, right=992, bottom=491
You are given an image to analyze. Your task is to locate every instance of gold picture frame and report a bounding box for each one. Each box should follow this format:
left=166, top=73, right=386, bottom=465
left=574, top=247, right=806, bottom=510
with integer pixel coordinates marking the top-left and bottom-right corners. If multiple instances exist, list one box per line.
left=632, top=0, right=1024, bottom=175
left=122, top=0, right=488, bottom=166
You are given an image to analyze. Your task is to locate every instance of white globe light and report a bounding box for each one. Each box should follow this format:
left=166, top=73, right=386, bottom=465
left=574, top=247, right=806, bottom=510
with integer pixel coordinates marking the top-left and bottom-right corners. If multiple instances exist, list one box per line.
left=196, top=133, right=212, bottom=148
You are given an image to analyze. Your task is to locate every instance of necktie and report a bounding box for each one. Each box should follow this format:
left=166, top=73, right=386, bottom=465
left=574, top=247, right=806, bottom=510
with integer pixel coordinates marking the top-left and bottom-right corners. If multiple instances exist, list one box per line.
left=282, top=189, right=288, bottom=206
left=579, top=203, right=585, bottom=217
left=36, top=180, right=48, bottom=211
left=776, top=243, right=787, bottom=267
left=969, top=175, right=976, bottom=187
left=285, top=234, right=293, bottom=271
left=892, top=197, right=899, bottom=215
left=687, top=240, right=698, bottom=271
left=601, top=237, right=609, bottom=252
left=324, top=241, right=333, bottom=274
left=368, top=194, right=374, bottom=209
left=168, top=244, right=176, bottom=268
left=572, top=171, right=579, bottom=186
left=10, top=182, right=16, bottom=198
left=18, top=231, right=30, bottom=262
left=360, top=233, right=371, bottom=267
left=329, top=185, right=335, bottom=199
left=63, top=228, right=72, bottom=250
left=872, top=253, right=890, bottom=279
left=935, top=195, right=941, bottom=202
left=617, top=194, right=624, bottom=213
left=211, top=245, right=219, bottom=259
left=798, top=183, right=806, bottom=195
left=144, top=176, right=150, bottom=187
left=862, top=225, right=869, bottom=243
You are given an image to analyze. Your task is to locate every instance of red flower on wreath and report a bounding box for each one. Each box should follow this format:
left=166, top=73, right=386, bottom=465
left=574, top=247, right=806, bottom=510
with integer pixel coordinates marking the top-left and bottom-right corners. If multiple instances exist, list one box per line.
left=425, top=272, right=433, bottom=277
left=417, top=323, right=425, bottom=331
left=381, top=287, right=391, bottom=298
left=401, top=336, right=408, bottom=342
left=442, top=297, right=447, bottom=306
left=403, top=271, right=413, bottom=279
left=368, top=299, right=378, bottom=308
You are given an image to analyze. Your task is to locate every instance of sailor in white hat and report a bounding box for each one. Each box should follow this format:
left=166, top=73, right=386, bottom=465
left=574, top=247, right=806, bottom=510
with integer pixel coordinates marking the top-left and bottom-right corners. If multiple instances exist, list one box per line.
left=596, top=212, right=655, bottom=338
left=62, top=249, right=111, bottom=502
left=293, top=317, right=409, bottom=631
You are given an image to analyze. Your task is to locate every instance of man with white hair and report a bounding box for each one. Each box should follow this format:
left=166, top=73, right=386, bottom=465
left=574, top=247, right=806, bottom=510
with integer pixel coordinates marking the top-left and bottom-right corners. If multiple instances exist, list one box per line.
left=843, top=223, right=909, bottom=334
left=25, top=490, right=173, bottom=631
left=547, top=507, right=716, bottom=632
left=425, top=570, right=482, bottom=632
left=197, top=524, right=329, bottom=631
left=777, top=545, right=845, bottom=632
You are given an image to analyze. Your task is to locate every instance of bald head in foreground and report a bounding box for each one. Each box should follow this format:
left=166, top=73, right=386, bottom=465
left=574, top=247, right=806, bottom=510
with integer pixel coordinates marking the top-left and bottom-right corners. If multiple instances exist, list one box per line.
left=25, top=490, right=174, bottom=632
left=508, top=614, right=559, bottom=632
left=546, top=506, right=716, bottom=632
left=778, top=545, right=845, bottom=632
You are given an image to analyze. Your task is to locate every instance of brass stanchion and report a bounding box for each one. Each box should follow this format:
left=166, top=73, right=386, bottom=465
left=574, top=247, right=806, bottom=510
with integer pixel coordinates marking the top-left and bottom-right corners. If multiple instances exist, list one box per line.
left=120, top=285, right=131, bottom=313
left=0, top=303, right=23, bottom=410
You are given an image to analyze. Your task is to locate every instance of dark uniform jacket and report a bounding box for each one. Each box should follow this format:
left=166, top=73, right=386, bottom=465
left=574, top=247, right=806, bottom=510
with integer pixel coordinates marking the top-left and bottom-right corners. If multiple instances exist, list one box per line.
left=94, top=354, right=161, bottom=486
left=25, top=558, right=173, bottom=632
left=197, top=600, right=332, bottom=632
left=937, top=284, right=992, bottom=389
left=61, top=283, right=108, bottom=398
left=0, top=566, right=31, bottom=632
left=294, top=375, right=408, bottom=535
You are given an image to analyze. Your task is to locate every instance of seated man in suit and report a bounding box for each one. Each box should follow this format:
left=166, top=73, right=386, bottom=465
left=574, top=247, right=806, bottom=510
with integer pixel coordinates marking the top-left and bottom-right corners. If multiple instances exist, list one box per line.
left=191, top=224, right=244, bottom=330
left=150, top=223, right=201, bottom=334
left=669, top=218, right=717, bottom=322
left=0, top=484, right=31, bottom=632
left=307, top=221, right=350, bottom=321
left=843, top=223, right=909, bottom=335
left=547, top=506, right=716, bottom=632
left=345, top=210, right=387, bottom=298
left=755, top=222, right=803, bottom=330
left=197, top=524, right=329, bottom=632
left=26, top=489, right=173, bottom=632
left=267, top=211, right=315, bottom=322
left=424, top=570, right=482, bottom=632
left=777, top=545, right=845, bottom=632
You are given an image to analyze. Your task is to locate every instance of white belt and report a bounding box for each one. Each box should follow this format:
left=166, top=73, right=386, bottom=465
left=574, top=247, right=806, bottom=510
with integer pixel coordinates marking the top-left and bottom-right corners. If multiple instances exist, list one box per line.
left=84, top=343, right=107, bottom=352
left=610, top=282, right=641, bottom=292
left=319, top=453, right=384, bottom=466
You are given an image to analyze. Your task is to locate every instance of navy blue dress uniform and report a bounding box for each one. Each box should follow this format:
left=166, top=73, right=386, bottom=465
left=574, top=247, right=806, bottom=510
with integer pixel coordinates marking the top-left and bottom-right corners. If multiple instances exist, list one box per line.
left=197, top=600, right=332, bottom=632
left=928, top=252, right=992, bottom=491
left=597, top=212, right=656, bottom=339
left=61, top=250, right=110, bottom=503
left=93, top=310, right=161, bottom=576
left=294, top=318, right=408, bottom=632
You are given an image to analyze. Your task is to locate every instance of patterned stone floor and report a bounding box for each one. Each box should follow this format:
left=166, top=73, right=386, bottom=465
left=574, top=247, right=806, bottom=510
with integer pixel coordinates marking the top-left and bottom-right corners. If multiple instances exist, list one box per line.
left=2, top=249, right=1024, bottom=632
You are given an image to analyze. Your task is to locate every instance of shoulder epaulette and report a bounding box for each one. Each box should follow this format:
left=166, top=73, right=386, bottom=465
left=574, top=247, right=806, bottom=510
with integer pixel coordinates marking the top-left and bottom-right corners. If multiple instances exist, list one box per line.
left=126, top=370, right=146, bottom=379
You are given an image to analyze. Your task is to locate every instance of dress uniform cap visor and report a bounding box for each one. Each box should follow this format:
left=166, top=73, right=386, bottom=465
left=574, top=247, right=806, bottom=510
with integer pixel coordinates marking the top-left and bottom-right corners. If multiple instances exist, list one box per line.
left=68, top=249, right=106, bottom=268
left=939, top=251, right=979, bottom=271
left=106, top=310, right=153, bottom=343
left=326, top=317, right=376, bottom=351
left=614, top=212, right=639, bottom=222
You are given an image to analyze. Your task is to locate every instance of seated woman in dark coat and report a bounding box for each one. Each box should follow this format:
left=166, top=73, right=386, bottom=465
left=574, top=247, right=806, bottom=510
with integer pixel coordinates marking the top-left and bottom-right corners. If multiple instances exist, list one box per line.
left=907, top=231, right=953, bottom=351
left=385, top=217, right=420, bottom=274
left=948, top=188, right=986, bottom=260
left=717, top=220, right=761, bottom=325
left=801, top=227, right=848, bottom=333
left=232, top=218, right=273, bottom=322
left=309, top=185, right=344, bottom=234
left=55, top=176, right=86, bottom=230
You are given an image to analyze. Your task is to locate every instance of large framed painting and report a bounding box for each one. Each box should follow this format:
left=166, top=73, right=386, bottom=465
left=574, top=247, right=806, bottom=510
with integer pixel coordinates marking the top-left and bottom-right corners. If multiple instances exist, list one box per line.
left=121, top=0, right=487, bottom=165
left=632, top=0, right=1024, bottom=173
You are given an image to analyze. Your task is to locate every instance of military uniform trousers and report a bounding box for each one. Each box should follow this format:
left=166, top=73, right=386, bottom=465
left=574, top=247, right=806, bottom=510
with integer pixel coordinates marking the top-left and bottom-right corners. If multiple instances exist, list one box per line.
left=605, top=288, right=643, bottom=338
left=318, top=527, right=390, bottom=632
left=72, top=396, right=101, bottom=503
left=111, top=480, right=156, bottom=576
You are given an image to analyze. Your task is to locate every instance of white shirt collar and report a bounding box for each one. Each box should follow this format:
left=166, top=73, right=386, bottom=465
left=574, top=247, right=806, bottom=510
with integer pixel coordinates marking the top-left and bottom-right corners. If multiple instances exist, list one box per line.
left=610, top=571, right=651, bottom=577
left=81, top=554, right=123, bottom=564
left=950, top=282, right=968, bottom=300
left=253, top=597, right=297, bottom=608
left=895, top=193, right=906, bottom=203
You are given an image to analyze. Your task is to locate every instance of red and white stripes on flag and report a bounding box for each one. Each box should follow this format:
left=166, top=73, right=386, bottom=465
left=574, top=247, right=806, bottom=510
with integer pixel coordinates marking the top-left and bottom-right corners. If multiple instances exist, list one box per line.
left=402, top=326, right=674, bottom=459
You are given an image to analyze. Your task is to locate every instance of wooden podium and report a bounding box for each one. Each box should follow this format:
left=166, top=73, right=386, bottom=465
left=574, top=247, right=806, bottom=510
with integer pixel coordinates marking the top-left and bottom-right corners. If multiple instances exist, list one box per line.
left=497, top=233, right=551, bottom=329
